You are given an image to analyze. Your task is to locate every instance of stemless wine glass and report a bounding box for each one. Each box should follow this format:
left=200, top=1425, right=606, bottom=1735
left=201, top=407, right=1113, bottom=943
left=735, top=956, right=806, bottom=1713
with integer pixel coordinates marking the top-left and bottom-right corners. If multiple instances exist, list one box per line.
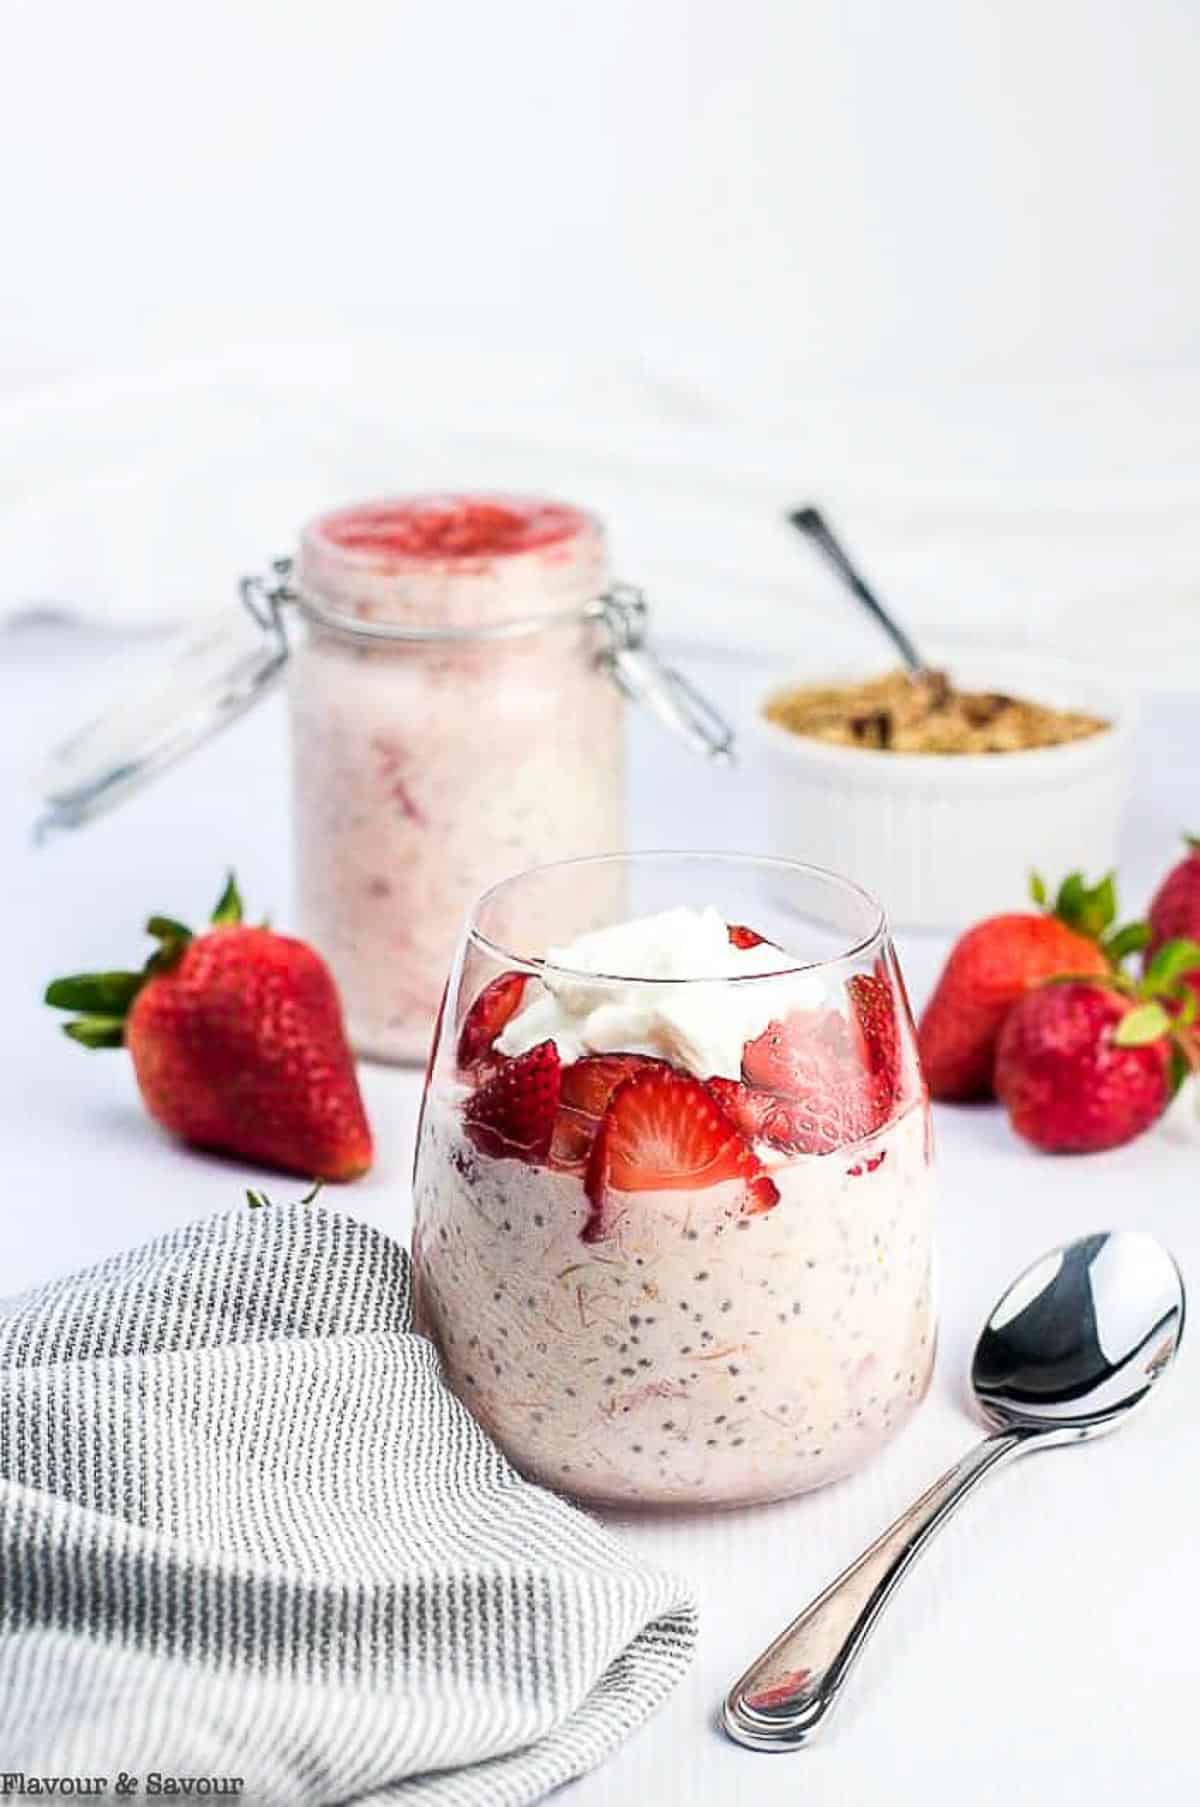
left=412, top=852, right=935, bottom=1509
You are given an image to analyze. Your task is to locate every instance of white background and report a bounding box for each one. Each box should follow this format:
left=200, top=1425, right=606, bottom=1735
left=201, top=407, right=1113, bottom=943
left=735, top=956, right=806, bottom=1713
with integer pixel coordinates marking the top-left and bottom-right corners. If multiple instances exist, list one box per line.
left=4, top=2, right=1200, bottom=670
left=4, top=0, right=1200, bottom=391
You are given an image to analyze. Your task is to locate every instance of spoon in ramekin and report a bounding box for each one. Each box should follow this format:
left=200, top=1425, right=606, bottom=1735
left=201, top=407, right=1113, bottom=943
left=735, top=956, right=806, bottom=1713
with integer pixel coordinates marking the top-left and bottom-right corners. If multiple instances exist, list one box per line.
left=788, top=505, right=929, bottom=675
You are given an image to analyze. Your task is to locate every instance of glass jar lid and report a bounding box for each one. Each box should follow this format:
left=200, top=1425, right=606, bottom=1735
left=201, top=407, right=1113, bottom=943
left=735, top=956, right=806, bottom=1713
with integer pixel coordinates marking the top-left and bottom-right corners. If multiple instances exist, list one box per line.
left=34, top=568, right=291, bottom=837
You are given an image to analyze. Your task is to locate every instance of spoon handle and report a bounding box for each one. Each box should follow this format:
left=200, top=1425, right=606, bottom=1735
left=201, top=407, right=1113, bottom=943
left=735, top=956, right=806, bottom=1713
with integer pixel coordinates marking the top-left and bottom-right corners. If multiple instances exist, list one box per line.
left=722, top=1428, right=1026, bottom=1750
left=788, top=506, right=926, bottom=674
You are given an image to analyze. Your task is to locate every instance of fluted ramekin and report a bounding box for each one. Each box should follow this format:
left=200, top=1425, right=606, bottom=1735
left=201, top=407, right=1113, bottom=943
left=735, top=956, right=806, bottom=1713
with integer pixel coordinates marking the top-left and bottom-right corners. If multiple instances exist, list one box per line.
left=752, top=653, right=1132, bottom=933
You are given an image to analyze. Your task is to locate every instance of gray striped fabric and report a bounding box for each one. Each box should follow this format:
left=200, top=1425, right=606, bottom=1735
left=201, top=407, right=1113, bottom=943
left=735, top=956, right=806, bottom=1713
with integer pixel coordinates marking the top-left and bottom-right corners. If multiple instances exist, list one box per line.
left=0, top=1204, right=697, bottom=1804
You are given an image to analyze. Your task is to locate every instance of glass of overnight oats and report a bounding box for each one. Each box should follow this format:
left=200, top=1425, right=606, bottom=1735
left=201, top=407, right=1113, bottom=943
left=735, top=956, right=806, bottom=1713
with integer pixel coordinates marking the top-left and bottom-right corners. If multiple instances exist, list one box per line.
left=412, top=852, right=936, bottom=1510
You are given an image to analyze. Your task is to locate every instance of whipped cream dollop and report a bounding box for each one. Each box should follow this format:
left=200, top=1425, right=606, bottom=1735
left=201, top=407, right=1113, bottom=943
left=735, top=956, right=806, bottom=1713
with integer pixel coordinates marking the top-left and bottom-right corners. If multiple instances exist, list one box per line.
left=494, top=905, right=826, bottom=1079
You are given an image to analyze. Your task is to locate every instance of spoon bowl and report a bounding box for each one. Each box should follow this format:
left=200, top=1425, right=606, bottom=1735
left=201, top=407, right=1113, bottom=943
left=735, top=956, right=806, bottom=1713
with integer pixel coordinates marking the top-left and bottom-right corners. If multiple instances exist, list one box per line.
left=723, top=1229, right=1185, bottom=1751
left=972, top=1229, right=1185, bottom=1440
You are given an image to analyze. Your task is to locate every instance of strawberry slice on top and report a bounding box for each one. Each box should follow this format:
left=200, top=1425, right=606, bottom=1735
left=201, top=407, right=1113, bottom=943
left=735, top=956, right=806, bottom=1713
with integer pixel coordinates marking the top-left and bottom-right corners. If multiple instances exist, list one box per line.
left=848, top=967, right=904, bottom=1116
left=457, top=970, right=529, bottom=1071
left=548, top=1105, right=596, bottom=1171
left=463, top=1040, right=561, bottom=1161
left=743, top=1005, right=851, bottom=1095
left=740, top=1003, right=889, bottom=1154
left=548, top=1054, right=667, bottom=1171
left=711, top=1072, right=866, bottom=1157
left=727, top=922, right=767, bottom=949
left=583, top=1067, right=779, bottom=1243
left=560, top=1052, right=666, bottom=1117
left=705, top=1075, right=779, bottom=1141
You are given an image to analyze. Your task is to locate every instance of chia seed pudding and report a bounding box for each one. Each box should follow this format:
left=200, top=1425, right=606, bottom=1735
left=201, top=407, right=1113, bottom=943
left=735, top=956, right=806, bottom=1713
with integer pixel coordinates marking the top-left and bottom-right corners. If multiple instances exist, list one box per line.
left=412, top=899, right=937, bottom=1508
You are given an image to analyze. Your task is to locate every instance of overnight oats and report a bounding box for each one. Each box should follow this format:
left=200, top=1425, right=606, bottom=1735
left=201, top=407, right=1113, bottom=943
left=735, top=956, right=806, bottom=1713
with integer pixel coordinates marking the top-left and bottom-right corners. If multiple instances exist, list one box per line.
left=413, top=853, right=936, bottom=1509
left=288, top=495, right=624, bottom=1063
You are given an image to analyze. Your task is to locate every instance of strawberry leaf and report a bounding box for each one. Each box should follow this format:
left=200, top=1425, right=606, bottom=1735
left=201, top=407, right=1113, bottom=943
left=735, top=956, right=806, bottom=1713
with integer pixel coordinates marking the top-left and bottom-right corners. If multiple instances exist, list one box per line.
left=1169, top=1046, right=1191, bottom=1097
left=146, top=915, right=192, bottom=944
left=246, top=1178, right=323, bottom=1210
left=1103, top=922, right=1152, bottom=967
left=62, top=1016, right=127, bottom=1050
left=1113, top=1002, right=1172, bottom=1048
left=1142, top=937, right=1200, bottom=997
left=144, top=915, right=192, bottom=976
left=45, top=971, right=143, bottom=1014
left=211, top=872, right=244, bottom=926
left=1029, top=870, right=1049, bottom=908
left=1053, top=871, right=1117, bottom=940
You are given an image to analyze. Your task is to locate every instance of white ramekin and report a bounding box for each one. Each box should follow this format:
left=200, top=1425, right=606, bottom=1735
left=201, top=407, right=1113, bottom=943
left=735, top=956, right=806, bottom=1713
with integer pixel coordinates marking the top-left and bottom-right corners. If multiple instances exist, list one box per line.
left=751, top=652, right=1133, bottom=933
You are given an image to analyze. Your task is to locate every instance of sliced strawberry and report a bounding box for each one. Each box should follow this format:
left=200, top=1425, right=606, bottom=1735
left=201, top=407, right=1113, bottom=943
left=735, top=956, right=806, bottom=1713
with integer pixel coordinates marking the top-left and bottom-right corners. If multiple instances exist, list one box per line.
left=706, top=1075, right=825, bottom=1154
left=560, top=1052, right=666, bottom=1117
left=743, top=1006, right=848, bottom=1094
left=583, top=1068, right=778, bottom=1242
left=849, top=968, right=902, bottom=1111
left=463, top=1040, right=560, bottom=1161
left=457, top=971, right=528, bottom=1070
left=727, top=922, right=767, bottom=949
left=553, top=1055, right=667, bottom=1170
left=710, top=1079, right=839, bottom=1155
left=549, top=1104, right=595, bottom=1171
left=705, top=1075, right=779, bottom=1142
left=741, top=1008, right=879, bottom=1153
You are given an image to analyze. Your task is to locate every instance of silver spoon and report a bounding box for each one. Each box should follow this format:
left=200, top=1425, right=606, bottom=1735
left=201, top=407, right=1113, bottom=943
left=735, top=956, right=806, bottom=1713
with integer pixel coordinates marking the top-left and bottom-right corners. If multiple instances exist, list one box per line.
left=722, top=1229, right=1185, bottom=1752
left=788, top=505, right=927, bottom=674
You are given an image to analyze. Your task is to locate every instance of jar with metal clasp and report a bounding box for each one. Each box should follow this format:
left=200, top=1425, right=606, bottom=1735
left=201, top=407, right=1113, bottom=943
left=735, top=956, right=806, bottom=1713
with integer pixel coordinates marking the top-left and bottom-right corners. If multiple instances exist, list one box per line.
left=38, top=492, right=733, bottom=1063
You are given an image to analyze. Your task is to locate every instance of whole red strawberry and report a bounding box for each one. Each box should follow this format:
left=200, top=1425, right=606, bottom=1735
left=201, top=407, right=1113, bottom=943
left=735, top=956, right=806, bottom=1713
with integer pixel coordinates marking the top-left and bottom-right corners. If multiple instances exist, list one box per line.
left=995, top=981, right=1174, bottom=1153
left=1148, top=835, right=1200, bottom=1005
left=918, top=871, right=1139, bottom=1102
left=46, top=875, right=372, bottom=1180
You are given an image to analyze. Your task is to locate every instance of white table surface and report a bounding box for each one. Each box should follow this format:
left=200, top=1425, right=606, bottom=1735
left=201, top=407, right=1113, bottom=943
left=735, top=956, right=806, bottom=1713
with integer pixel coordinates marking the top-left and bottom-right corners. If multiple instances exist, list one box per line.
left=3, top=625, right=1198, bottom=1803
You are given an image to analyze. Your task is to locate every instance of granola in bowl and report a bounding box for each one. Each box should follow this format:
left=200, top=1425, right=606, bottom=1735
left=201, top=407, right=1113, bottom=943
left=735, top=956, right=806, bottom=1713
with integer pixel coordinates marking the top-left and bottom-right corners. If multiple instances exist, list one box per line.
left=764, top=668, right=1108, bottom=755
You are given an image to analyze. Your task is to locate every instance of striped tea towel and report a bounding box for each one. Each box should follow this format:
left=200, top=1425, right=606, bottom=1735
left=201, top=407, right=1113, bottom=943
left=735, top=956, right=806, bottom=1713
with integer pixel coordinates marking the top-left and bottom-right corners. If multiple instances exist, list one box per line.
left=0, top=1203, right=697, bottom=1804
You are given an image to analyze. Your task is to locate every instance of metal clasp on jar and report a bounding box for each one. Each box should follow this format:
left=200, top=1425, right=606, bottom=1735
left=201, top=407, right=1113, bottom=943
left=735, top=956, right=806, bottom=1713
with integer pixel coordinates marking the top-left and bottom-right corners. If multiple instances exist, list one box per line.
left=239, top=558, right=296, bottom=646
left=239, top=561, right=734, bottom=762
left=594, top=585, right=734, bottom=763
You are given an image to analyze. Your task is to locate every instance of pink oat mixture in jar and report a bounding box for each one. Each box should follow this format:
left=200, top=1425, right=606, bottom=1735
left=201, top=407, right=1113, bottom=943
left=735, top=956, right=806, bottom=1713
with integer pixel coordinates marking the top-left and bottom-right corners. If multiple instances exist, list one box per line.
left=289, top=496, right=624, bottom=1063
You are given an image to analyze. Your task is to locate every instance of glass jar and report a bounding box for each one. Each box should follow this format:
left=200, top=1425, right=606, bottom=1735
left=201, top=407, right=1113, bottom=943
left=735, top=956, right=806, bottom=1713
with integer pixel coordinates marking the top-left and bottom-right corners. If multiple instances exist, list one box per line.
left=412, top=851, right=936, bottom=1510
left=286, top=496, right=627, bottom=1063
left=37, top=494, right=732, bottom=1067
